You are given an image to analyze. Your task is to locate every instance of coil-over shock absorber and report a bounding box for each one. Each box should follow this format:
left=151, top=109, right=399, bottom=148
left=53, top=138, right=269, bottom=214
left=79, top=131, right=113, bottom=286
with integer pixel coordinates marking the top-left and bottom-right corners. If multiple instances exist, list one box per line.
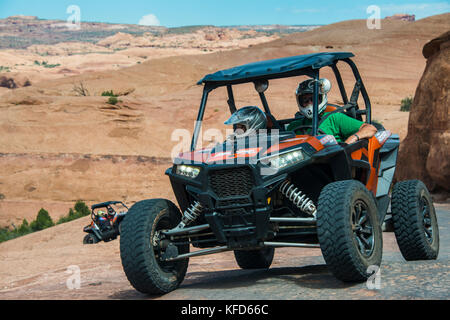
left=176, top=201, right=203, bottom=229
left=280, top=181, right=317, bottom=217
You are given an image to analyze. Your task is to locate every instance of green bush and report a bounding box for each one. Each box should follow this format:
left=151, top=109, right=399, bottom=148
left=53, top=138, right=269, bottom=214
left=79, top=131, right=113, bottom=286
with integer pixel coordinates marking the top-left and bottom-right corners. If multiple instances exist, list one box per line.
left=101, top=90, right=117, bottom=97
left=107, top=96, right=119, bottom=105
left=30, top=208, right=54, bottom=231
left=0, top=200, right=92, bottom=244
left=0, top=216, right=45, bottom=244
left=57, top=201, right=91, bottom=225
left=74, top=201, right=90, bottom=217
left=0, top=227, right=17, bottom=243
left=18, top=219, right=31, bottom=234
left=33, top=61, right=60, bottom=68
left=43, top=63, right=61, bottom=69
left=400, top=96, right=413, bottom=112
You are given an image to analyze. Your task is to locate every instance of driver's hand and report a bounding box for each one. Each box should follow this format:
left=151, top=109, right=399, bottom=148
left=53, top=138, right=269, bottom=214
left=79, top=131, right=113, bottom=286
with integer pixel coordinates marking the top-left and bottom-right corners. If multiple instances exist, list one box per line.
left=345, top=135, right=359, bottom=145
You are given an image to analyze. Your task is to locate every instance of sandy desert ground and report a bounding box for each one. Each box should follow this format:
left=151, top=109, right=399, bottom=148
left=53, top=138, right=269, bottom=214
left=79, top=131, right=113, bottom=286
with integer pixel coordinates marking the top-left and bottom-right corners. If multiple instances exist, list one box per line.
left=0, top=13, right=449, bottom=299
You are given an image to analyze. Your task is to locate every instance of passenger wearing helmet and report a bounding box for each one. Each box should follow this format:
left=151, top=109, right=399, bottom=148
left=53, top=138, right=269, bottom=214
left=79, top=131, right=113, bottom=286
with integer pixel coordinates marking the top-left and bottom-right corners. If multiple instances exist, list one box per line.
left=224, top=106, right=268, bottom=139
left=107, top=206, right=116, bottom=217
left=95, top=210, right=112, bottom=231
left=287, top=78, right=377, bottom=144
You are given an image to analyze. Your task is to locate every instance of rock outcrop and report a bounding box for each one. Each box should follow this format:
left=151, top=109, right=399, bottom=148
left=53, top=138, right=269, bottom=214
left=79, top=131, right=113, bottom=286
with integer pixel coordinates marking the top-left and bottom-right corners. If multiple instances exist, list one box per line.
left=0, top=75, right=31, bottom=89
left=385, top=14, right=415, bottom=22
left=396, top=31, right=450, bottom=192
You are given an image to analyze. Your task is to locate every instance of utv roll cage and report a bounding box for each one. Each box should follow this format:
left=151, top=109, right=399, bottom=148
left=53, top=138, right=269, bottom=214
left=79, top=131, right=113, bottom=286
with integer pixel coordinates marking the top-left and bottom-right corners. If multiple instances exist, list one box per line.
left=191, top=52, right=372, bottom=151
left=91, top=201, right=129, bottom=211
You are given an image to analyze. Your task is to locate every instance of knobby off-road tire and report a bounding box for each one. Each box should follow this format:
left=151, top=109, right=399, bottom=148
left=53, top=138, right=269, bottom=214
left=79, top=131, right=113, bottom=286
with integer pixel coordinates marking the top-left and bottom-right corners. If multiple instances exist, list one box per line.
left=391, top=180, right=439, bottom=261
left=83, top=234, right=99, bottom=244
left=234, top=247, right=275, bottom=269
left=120, top=199, right=189, bottom=295
left=317, top=180, right=383, bottom=282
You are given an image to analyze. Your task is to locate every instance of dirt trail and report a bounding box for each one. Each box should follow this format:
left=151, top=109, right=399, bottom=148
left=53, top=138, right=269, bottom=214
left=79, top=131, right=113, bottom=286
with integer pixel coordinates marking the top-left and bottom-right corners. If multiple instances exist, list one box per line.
left=0, top=203, right=448, bottom=300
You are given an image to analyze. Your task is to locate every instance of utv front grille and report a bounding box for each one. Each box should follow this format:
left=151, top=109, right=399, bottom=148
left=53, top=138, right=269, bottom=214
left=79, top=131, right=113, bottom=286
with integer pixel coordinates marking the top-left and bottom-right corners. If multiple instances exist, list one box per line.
left=209, top=167, right=254, bottom=198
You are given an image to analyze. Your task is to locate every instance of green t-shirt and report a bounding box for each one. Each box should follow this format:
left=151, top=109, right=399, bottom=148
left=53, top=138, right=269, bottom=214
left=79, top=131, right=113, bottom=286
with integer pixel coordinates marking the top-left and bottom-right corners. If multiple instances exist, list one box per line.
left=286, top=112, right=364, bottom=142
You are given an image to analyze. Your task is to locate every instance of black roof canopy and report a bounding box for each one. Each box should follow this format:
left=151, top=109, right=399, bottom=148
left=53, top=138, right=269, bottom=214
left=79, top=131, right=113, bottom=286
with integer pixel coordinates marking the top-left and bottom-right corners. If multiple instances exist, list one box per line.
left=91, top=201, right=128, bottom=210
left=197, top=52, right=355, bottom=86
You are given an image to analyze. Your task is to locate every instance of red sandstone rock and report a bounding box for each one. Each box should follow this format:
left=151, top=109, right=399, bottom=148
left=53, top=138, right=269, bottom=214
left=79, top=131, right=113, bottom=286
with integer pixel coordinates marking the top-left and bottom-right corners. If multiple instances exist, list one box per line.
left=396, top=31, right=450, bottom=191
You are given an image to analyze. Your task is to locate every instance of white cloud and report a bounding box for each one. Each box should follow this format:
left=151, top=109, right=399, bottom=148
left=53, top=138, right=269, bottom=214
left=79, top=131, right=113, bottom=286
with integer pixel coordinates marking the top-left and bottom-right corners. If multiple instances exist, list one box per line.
left=139, top=14, right=161, bottom=26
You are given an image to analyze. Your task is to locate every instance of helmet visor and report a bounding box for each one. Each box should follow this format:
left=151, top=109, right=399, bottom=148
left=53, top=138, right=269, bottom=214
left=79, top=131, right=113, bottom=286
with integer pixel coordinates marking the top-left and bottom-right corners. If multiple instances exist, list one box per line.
left=298, top=93, right=323, bottom=108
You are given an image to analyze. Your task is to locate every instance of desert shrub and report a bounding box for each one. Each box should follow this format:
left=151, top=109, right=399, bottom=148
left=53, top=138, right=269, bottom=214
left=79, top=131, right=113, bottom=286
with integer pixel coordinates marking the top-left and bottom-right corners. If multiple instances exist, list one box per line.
left=18, top=219, right=31, bottom=234
left=400, top=96, right=413, bottom=112
left=0, top=217, right=43, bottom=243
left=43, top=63, right=61, bottom=69
left=107, top=96, right=119, bottom=105
left=74, top=201, right=90, bottom=217
left=30, top=208, right=54, bottom=231
left=57, top=201, right=91, bottom=225
left=33, top=61, right=61, bottom=68
left=73, top=82, right=90, bottom=96
left=101, top=90, right=118, bottom=97
left=0, top=227, right=15, bottom=243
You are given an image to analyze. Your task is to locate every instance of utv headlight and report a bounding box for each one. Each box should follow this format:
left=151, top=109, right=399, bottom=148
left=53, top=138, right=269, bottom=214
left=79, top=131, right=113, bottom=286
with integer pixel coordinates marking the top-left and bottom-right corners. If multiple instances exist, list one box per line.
left=265, top=149, right=307, bottom=170
left=176, top=165, right=201, bottom=178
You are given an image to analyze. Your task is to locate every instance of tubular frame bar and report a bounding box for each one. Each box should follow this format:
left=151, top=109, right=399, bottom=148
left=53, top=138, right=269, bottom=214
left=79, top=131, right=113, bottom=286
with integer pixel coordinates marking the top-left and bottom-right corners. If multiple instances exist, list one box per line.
left=162, top=246, right=231, bottom=262
left=270, top=217, right=317, bottom=224
left=263, top=242, right=320, bottom=248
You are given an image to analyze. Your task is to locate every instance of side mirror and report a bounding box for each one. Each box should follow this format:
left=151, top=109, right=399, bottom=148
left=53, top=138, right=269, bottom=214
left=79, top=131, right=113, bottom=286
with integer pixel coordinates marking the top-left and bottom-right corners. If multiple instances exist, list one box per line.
left=254, top=80, right=269, bottom=93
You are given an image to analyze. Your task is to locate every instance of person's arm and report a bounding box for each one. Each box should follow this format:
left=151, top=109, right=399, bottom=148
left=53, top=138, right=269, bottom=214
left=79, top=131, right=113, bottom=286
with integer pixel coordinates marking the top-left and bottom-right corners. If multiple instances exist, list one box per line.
left=344, top=123, right=378, bottom=144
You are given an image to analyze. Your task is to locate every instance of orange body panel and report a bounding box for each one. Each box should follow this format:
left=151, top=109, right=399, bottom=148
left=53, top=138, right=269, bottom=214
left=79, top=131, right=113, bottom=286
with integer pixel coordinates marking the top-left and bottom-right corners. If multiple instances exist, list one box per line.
left=350, top=137, right=382, bottom=195
left=265, top=135, right=324, bottom=155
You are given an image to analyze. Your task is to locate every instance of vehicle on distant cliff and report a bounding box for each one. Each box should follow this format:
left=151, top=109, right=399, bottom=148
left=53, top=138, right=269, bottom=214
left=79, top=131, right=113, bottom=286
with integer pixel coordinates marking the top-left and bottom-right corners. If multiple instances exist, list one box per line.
left=119, top=52, right=440, bottom=295
left=83, top=201, right=128, bottom=244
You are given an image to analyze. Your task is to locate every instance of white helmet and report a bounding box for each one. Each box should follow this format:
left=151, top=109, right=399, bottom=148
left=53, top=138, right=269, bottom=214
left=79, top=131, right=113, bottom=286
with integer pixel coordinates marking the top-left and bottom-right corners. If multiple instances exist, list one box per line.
left=97, top=210, right=106, bottom=216
left=296, top=78, right=332, bottom=119
left=224, top=106, right=267, bottom=138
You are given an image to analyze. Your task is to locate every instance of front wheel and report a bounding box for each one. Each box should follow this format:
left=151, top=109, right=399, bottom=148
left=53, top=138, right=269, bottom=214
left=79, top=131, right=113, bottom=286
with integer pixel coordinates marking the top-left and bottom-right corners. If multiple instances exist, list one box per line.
left=120, top=199, right=189, bottom=295
left=83, top=233, right=100, bottom=244
left=391, top=180, right=439, bottom=261
left=317, top=180, right=383, bottom=282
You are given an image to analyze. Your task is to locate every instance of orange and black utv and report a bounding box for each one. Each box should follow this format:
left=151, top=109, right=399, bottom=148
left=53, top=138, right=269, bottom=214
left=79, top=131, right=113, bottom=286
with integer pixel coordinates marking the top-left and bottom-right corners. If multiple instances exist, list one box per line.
left=119, top=52, right=439, bottom=295
left=83, top=201, right=128, bottom=244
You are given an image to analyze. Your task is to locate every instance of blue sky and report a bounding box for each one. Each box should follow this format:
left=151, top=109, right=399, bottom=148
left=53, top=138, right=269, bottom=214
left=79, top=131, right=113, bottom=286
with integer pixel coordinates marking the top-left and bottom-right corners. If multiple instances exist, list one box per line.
left=0, top=0, right=448, bottom=27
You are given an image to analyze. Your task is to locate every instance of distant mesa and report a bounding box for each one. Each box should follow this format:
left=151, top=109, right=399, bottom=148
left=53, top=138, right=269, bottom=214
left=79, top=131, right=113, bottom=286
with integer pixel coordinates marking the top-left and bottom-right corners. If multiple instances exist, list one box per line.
left=385, top=14, right=415, bottom=22
left=7, top=15, right=38, bottom=20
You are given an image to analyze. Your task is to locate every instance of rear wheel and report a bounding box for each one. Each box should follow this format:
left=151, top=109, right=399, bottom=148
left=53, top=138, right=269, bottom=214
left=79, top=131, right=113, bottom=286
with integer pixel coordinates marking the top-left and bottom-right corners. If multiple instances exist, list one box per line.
left=234, top=247, right=275, bottom=269
left=83, top=233, right=100, bottom=244
left=317, top=180, right=383, bottom=282
left=120, top=199, right=189, bottom=295
left=391, top=180, right=439, bottom=261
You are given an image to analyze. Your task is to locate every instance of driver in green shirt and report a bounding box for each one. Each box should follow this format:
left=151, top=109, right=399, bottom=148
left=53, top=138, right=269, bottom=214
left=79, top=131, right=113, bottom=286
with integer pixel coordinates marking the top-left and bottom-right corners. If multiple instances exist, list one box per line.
left=287, top=79, right=377, bottom=144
